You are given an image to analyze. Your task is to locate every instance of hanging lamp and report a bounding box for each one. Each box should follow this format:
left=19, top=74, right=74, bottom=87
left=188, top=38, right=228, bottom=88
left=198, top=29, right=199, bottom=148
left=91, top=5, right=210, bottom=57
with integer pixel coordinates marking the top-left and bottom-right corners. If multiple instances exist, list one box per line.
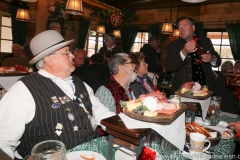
left=113, top=29, right=121, bottom=38
left=65, top=0, right=83, bottom=15
left=173, top=0, right=180, bottom=38
left=20, top=0, right=38, bottom=2
left=96, top=25, right=105, bottom=34
left=161, top=0, right=173, bottom=34
left=181, top=0, right=206, bottom=3
left=16, top=7, right=30, bottom=22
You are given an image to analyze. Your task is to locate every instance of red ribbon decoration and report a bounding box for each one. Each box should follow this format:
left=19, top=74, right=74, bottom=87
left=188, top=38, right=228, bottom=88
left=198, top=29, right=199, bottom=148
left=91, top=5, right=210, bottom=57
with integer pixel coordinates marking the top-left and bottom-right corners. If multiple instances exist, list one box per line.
left=191, top=36, right=206, bottom=64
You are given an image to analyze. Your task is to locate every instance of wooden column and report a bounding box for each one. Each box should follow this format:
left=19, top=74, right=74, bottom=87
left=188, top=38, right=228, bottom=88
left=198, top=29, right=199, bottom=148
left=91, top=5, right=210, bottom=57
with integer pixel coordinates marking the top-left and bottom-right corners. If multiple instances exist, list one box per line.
left=35, top=0, right=50, bottom=34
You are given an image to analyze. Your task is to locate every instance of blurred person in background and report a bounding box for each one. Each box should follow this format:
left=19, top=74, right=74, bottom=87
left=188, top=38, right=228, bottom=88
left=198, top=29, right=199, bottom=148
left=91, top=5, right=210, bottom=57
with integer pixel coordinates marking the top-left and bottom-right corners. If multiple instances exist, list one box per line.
left=1, top=44, right=34, bottom=68
left=98, top=33, right=123, bottom=65
left=215, top=61, right=238, bottom=114
left=73, top=49, right=87, bottom=68
left=234, top=60, right=240, bottom=72
left=140, top=35, right=163, bottom=87
left=4, top=43, right=22, bottom=60
left=129, top=52, right=154, bottom=99
left=73, top=53, right=110, bottom=94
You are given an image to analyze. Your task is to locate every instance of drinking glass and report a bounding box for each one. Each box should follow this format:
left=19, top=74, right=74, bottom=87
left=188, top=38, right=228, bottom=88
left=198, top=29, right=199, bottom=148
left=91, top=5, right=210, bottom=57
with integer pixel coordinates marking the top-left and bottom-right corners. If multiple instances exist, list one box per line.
left=31, top=140, right=66, bottom=160
left=185, top=112, right=192, bottom=122
left=145, top=130, right=162, bottom=152
left=208, top=96, right=221, bottom=125
left=160, top=138, right=179, bottom=156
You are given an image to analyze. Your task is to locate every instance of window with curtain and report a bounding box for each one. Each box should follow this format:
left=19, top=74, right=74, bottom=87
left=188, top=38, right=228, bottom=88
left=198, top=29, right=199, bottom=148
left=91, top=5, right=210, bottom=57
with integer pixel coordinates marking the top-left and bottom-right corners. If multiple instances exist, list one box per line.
left=130, top=32, right=148, bottom=52
left=86, top=31, right=103, bottom=57
left=0, top=12, right=12, bottom=53
left=204, top=29, right=234, bottom=71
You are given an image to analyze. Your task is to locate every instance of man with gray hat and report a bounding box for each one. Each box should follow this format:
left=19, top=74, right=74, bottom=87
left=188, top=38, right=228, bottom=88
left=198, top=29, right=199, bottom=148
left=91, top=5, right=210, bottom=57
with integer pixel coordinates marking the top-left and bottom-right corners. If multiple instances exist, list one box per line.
left=0, top=30, right=115, bottom=159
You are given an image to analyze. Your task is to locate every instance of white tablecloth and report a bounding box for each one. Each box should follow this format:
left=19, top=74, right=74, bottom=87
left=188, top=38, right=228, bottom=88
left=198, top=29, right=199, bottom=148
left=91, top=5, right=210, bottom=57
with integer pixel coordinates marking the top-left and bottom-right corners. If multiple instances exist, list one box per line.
left=0, top=76, right=23, bottom=91
left=118, top=113, right=186, bottom=151
left=180, top=97, right=211, bottom=120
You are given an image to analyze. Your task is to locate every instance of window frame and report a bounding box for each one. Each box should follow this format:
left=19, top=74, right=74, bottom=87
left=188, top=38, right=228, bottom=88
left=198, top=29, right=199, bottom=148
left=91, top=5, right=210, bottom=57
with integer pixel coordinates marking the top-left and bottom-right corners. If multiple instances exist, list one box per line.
left=0, top=11, right=12, bottom=53
left=85, top=31, right=103, bottom=57
left=203, top=29, right=233, bottom=71
left=130, top=31, right=149, bottom=53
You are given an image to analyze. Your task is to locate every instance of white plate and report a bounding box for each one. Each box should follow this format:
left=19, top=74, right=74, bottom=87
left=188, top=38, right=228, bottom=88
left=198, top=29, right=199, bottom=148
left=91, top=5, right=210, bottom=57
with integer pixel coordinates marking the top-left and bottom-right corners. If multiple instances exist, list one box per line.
left=204, top=126, right=234, bottom=140
left=221, top=130, right=234, bottom=139
left=66, top=151, right=106, bottom=160
left=181, top=151, right=211, bottom=160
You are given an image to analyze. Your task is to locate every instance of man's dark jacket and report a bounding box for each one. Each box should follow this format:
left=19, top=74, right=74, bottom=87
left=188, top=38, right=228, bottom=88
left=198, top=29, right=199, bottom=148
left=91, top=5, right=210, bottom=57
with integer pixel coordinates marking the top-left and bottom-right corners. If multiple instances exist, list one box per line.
left=167, top=36, right=221, bottom=94
left=140, top=44, right=162, bottom=74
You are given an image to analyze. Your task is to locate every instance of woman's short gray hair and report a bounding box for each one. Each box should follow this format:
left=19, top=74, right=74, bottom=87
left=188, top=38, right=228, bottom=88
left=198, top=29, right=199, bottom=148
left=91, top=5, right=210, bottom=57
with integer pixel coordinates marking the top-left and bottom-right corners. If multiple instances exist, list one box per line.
left=221, top=61, right=233, bottom=71
left=108, top=53, right=129, bottom=75
left=36, top=59, right=45, bottom=70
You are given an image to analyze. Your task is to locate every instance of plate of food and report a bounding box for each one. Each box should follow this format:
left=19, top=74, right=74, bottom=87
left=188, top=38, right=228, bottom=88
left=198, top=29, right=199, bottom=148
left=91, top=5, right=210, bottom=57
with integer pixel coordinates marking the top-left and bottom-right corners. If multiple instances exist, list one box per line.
left=121, top=91, right=187, bottom=125
left=185, top=122, right=221, bottom=146
left=175, top=82, right=213, bottom=100
left=66, top=151, right=106, bottom=160
left=221, top=130, right=234, bottom=139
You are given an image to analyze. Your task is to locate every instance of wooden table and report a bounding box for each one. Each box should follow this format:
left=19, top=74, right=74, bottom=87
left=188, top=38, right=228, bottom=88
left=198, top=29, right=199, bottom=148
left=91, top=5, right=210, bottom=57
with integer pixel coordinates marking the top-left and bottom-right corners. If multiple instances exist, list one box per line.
left=101, top=115, right=152, bottom=160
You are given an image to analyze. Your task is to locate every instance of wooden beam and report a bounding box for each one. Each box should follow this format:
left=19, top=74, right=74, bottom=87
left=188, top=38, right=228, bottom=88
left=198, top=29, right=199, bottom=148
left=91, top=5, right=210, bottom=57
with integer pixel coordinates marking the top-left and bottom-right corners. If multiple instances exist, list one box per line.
left=83, top=0, right=108, bottom=10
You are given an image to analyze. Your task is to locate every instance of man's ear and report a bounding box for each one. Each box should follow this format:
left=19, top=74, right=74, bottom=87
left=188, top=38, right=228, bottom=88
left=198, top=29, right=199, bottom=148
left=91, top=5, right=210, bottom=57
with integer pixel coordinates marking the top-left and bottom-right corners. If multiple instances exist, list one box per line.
left=44, top=56, right=54, bottom=67
left=118, top=64, right=125, bottom=73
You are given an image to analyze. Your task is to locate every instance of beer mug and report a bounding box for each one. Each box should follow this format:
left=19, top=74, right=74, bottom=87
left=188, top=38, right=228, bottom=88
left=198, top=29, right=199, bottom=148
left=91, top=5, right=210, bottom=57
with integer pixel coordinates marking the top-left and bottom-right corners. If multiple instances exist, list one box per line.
left=31, top=140, right=66, bottom=160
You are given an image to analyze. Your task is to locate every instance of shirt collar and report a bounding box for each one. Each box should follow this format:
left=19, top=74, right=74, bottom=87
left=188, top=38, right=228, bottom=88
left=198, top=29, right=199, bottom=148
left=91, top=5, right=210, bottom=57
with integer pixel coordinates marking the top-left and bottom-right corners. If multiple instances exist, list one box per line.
left=38, top=69, right=72, bottom=81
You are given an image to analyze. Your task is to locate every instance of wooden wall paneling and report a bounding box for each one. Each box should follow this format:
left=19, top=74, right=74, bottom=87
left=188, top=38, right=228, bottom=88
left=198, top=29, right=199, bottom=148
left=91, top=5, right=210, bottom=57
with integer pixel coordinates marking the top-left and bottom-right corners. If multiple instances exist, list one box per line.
left=136, top=9, right=157, bottom=24
left=200, top=2, right=240, bottom=22
left=0, top=2, right=11, bottom=14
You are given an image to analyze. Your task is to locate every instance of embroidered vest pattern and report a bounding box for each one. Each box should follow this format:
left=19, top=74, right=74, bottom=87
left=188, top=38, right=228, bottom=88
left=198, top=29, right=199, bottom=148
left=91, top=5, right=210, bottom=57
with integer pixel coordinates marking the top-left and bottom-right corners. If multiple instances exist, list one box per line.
left=17, top=73, right=98, bottom=157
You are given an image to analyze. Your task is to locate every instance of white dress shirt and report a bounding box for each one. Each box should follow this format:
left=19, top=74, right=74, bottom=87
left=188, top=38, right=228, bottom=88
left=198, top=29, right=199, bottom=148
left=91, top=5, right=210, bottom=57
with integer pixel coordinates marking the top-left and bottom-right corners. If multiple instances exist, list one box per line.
left=0, top=69, right=115, bottom=159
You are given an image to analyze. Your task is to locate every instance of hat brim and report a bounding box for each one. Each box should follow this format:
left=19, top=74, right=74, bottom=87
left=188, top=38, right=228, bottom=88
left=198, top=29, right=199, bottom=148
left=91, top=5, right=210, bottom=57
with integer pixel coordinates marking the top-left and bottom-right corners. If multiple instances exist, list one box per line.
left=29, top=39, right=74, bottom=64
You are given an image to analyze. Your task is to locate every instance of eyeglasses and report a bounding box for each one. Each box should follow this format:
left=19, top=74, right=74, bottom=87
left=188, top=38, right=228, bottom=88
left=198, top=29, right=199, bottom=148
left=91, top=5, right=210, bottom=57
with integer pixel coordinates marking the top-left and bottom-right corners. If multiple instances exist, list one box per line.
left=125, top=61, right=134, bottom=65
left=53, top=50, right=71, bottom=58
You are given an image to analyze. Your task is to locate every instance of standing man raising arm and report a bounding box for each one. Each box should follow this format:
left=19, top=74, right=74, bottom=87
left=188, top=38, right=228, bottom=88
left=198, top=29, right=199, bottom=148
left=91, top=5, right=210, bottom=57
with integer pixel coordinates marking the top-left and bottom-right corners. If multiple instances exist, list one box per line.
left=167, top=16, right=221, bottom=94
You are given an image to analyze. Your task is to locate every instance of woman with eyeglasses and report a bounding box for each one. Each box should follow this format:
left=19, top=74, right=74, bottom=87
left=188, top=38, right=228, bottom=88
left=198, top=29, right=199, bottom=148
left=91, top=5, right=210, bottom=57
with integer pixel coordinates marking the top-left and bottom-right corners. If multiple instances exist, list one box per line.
left=129, top=52, right=154, bottom=99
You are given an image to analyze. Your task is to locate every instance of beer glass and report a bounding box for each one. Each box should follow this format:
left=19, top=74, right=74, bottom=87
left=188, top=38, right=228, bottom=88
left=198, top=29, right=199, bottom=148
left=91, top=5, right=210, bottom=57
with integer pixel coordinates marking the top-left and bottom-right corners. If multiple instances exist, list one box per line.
left=208, top=96, right=221, bottom=125
left=31, top=140, right=66, bottom=160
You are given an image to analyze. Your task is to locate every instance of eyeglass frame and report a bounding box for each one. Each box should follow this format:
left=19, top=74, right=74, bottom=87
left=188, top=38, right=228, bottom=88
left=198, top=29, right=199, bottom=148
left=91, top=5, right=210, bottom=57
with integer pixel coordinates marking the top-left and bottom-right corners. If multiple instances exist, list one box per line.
left=51, top=50, right=72, bottom=58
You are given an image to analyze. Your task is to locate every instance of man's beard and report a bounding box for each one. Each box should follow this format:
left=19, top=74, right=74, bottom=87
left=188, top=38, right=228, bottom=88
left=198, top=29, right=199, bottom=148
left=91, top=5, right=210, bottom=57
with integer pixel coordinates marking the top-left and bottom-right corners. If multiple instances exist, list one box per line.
left=126, top=67, right=137, bottom=83
left=130, top=72, right=137, bottom=83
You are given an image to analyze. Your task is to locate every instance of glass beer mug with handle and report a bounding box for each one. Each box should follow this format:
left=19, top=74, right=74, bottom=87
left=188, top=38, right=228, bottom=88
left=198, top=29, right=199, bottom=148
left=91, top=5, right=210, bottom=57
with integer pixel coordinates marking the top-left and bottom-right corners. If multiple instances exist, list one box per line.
left=31, top=140, right=66, bottom=160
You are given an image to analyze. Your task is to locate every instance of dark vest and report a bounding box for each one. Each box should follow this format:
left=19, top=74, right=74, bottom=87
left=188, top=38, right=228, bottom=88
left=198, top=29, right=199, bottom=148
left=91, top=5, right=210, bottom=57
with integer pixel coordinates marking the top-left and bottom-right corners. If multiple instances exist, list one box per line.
left=191, top=51, right=206, bottom=86
left=17, top=73, right=98, bottom=157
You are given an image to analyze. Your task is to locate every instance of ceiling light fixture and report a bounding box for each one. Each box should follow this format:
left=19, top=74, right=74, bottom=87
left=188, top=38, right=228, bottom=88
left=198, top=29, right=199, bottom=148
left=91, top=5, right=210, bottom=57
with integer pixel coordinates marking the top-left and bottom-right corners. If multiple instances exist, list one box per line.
left=181, top=0, right=206, bottom=3
left=65, top=0, right=83, bottom=15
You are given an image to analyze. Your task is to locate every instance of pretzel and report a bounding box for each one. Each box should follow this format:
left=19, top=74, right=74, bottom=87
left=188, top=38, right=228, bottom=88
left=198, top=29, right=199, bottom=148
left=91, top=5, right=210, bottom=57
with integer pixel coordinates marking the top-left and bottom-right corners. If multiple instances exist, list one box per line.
left=185, top=122, right=211, bottom=138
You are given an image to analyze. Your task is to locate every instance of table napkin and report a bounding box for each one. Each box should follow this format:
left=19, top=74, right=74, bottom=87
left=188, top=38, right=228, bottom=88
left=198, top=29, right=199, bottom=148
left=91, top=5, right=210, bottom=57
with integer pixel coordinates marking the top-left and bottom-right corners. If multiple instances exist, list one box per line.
left=180, top=97, right=211, bottom=120
left=216, top=121, right=228, bottom=128
left=118, top=113, right=186, bottom=151
left=195, top=117, right=210, bottom=126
